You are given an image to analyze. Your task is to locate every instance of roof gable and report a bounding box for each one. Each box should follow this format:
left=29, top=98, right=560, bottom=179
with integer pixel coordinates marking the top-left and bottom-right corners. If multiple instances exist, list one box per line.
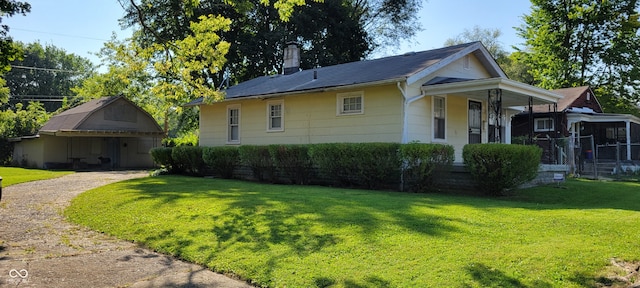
left=190, top=42, right=504, bottom=105
left=40, top=96, right=163, bottom=134
left=530, top=86, right=603, bottom=113
left=40, top=97, right=120, bottom=132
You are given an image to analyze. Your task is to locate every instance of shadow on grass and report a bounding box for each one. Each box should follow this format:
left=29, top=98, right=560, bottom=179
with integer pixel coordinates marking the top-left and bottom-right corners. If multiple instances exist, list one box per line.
left=99, top=175, right=640, bottom=287
left=502, top=178, right=640, bottom=211
left=112, top=175, right=465, bottom=285
left=465, top=263, right=552, bottom=288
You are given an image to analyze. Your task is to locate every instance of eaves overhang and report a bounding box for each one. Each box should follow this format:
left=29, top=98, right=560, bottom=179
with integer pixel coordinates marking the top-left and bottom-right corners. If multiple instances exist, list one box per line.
left=189, top=77, right=406, bottom=105
left=39, top=130, right=165, bottom=137
left=421, top=77, right=563, bottom=107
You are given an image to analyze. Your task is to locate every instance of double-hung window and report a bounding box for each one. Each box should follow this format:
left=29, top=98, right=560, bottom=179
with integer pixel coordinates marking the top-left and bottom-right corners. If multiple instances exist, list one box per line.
left=433, top=96, right=446, bottom=140
left=534, top=118, right=554, bottom=132
left=267, top=100, right=284, bottom=131
left=227, top=105, right=240, bottom=143
left=337, top=92, right=364, bottom=115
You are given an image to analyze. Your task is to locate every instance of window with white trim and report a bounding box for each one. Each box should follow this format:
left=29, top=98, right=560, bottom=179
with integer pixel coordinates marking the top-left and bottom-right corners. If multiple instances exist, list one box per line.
left=433, top=96, right=446, bottom=140
left=534, top=118, right=554, bottom=132
left=227, top=105, right=240, bottom=143
left=267, top=100, right=284, bottom=131
left=337, top=92, right=363, bottom=115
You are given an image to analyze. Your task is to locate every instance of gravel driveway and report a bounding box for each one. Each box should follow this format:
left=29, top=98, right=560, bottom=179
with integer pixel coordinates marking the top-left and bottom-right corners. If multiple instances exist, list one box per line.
left=0, top=171, right=253, bottom=288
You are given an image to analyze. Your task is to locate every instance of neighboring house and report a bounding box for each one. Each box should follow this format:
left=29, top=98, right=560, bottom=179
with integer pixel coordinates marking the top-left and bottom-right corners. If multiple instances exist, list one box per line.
left=189, top=42, right=563, bottom=163
left=511, top=86, right=640, bottom=172
left=11, top=96, right=164, bottom=169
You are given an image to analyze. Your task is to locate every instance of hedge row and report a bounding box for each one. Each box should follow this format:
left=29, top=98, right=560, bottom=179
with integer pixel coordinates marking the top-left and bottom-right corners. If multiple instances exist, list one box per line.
left=151, top=143, right=454, bottom=192
left=151, top=142, right=542, bottom=195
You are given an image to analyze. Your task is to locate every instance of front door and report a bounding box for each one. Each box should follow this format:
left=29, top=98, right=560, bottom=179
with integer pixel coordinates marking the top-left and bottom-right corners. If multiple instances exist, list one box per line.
left=107, top=138, right=120, bottom=169
left=468, top=101, right=482, bottom=144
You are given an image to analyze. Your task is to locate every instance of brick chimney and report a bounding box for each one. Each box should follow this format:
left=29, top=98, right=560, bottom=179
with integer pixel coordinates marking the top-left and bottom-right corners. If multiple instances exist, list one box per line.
left=283, top=42, right=300, bottom=75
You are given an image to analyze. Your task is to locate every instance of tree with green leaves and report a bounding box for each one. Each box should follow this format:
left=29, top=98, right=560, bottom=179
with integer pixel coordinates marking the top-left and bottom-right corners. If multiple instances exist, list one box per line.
left=0, top=0, right=30, bottom=103
left=73, top=36, right=201, bottom=140
left=0, top=101, right=48, bottom=164
left=119, top=0, right=421, bottom=85
left=443, top=26, right=537, bottom=84
left=444, top=26, right=508, bottom=63
left=86, top=0, right=420, bottom=142
left=3, top=42, right=94, bottom=111
left=516, top=0, right=640, bottom=115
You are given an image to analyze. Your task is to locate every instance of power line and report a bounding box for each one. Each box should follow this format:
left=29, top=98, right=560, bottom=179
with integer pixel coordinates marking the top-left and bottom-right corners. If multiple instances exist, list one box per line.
left=11, top=65, right=84, bottom=73
left=9, top=95, right=81, bottom=102
left=10, top=27, right=111, bottom=42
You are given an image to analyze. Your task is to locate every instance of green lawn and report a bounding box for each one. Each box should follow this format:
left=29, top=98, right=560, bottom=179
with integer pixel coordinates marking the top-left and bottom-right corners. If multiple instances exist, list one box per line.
left=0, top=167, right=73, bottom=187
left=65, top=176, right=640, bottom=287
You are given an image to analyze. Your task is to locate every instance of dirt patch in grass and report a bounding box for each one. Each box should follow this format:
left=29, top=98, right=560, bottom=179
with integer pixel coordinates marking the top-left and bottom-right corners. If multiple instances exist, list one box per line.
left=596, top=258, right=640, bottom=287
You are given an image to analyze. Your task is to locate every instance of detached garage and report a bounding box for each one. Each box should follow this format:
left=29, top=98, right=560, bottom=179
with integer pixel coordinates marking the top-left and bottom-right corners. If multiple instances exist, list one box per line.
left=12, top=96, right=164, bottom=169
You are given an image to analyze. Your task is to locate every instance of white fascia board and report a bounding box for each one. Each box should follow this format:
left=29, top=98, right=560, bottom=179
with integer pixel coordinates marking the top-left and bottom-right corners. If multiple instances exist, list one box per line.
left=497, top=79, right=564, bottom=103
left=406, top=42, right=483, bottom=86
left=567, top=113, right=640, bottom=124
left=421, top=78, right=563, bottom=104
left=207, top=78, right=405, bottom=104
left=472, top=44, right=508, bottom=78
left=407, top=42, right=507, bottom=86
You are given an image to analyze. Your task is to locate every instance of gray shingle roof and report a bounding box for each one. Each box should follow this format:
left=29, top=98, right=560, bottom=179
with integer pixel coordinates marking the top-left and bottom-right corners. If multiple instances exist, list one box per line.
left=40, top=97, right=121, bottom=132
left=39, top=96, right=163, bottom=134
left=189, top=42, right=484, bottom=105
left=530, top=86, right=594, bottom=113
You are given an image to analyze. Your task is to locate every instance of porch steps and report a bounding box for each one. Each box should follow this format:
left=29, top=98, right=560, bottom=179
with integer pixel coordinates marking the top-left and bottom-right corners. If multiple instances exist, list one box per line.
left=580, top=161, right=617, bottom=179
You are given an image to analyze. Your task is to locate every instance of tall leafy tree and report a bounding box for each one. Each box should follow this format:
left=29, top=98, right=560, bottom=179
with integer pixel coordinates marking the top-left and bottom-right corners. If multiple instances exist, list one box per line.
left=4, top=42, right=94, bottom=111
left=444, top=26, right=508, bottom=63
left=0, top=0, right=30, bottom=103
left=516, top=0, right=640, bottom=114
left=0, top=102, right=48, bottom=164
left=119, top=0, right=421, bottom=84
left=443, top=26, right=537, bottom=84
left=73, top=36, right=199, bottom=139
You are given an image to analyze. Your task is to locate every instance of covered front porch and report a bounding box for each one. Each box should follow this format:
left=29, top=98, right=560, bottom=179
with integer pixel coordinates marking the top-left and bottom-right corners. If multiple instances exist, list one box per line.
left=568, top=113, right=640, bottom=162
left=421, top=77, right=563, bottom=145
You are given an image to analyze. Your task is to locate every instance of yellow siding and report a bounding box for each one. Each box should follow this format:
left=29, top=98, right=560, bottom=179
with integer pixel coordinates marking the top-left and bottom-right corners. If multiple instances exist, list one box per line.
left=433, top=54, right=492, bottom=79
left=200, top=84, right=404, bottom=146
left=446, top=96, right=472, bottom=163
left=404, top=95, right=487, bottom=163
left=405, top=97, right=430, bottom=142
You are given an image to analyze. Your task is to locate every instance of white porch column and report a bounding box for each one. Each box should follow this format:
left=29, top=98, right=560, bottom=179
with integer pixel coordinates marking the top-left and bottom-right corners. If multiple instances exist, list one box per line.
left=504, top=114, right=511, bottom=144
left=567, top=120, right=577, bottom=175
left=626, top=120, right=632, bottom=160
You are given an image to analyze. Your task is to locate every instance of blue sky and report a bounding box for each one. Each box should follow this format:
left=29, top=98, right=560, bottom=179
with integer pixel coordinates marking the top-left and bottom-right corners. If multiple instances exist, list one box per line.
left=4, top=0, right=532, bottom=68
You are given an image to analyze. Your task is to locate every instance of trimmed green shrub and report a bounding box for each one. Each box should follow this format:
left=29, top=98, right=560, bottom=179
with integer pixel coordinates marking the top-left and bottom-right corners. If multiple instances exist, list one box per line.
left=309, top=143, right=401, bottom=189
left=171, top=146, right=205, bottom=176
left=269, top=144, right=314, bottom=184
left=353, top=143, right=401, bottom=189
left=202, top=146, right=239, bottom=179
left=308, top=143, right=358, bottom=186
left=150, top=147, right=174, bottom=171
left=463, top=143, right=542, bottom=196
left=239, top=145, right=275, bottom=182
left=399, top=143, right=454, bottom=192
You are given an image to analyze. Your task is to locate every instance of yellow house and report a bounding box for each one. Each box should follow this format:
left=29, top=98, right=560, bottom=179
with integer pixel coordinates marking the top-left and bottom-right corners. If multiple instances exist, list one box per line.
left=190, top=42, right=563, bottom=163
left=11, top=96, right=164, bottom=169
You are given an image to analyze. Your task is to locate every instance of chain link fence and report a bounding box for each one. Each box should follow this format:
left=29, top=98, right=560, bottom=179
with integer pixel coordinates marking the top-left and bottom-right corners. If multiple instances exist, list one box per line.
left=513, top=135, right=597, bottom=177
